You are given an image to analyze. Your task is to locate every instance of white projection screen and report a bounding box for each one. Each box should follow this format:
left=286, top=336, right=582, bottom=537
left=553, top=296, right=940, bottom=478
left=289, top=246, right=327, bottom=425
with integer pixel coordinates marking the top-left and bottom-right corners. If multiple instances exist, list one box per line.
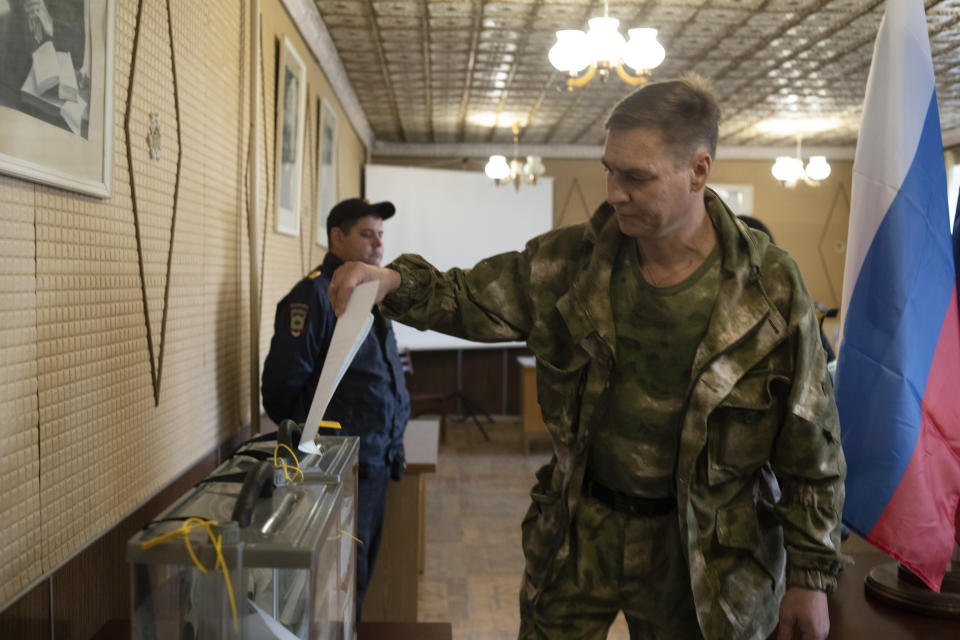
left=364, top=164, right=554, bottom=350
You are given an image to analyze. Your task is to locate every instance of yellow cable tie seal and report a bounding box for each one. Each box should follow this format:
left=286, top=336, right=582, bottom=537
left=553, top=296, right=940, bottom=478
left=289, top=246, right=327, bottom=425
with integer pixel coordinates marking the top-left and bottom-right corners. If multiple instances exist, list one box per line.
left=327, top=529, right=363, bottom=544
left=140, top=518, right=239, bottom=631
left=319, top=420, right=342, bottom=429
left=273, top=442, right=304, bottom=483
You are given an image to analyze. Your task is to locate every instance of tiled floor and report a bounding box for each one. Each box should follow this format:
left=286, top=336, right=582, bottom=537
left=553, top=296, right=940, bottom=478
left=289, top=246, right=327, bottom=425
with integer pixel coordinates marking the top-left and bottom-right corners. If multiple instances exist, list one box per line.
left=416, top=417, right=630, bottom=639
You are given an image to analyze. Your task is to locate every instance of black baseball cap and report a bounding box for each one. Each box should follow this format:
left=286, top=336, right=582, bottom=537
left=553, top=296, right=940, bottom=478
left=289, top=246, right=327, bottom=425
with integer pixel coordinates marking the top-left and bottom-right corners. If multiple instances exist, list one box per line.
left=326, top=198, right=396, bottom=235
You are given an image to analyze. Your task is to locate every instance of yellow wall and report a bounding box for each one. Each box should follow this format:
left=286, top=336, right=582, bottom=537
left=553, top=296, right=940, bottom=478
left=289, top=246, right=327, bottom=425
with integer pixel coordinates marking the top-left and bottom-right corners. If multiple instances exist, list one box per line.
left=711, top=159, right=852, bottom=314
left=0, top=0, right=365, bottom=611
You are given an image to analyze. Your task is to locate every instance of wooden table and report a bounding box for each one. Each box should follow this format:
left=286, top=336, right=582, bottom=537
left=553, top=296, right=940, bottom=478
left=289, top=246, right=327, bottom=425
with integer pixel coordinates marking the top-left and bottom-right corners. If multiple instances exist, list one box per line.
left=517, top=356, right=549, bottom=455
left=826, top=550, right=957, bottom=638
left=361, top=418, right=439, bottom=623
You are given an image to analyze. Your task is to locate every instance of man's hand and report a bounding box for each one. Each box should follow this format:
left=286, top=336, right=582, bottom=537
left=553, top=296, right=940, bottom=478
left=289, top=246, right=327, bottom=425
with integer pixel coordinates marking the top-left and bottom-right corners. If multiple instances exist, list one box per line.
left=774, top=587, right=829, bottom=640
left=328, top=261, right=401, bottom=316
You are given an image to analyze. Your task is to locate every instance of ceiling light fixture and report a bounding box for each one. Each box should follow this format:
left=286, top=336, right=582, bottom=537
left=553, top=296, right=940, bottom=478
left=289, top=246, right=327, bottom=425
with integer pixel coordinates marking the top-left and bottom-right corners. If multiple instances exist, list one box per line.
left=771, top=134, right=831, bottom=187
left=484, top=122, right=546, bottom=190
left=548, top=0, right=665, bottom=91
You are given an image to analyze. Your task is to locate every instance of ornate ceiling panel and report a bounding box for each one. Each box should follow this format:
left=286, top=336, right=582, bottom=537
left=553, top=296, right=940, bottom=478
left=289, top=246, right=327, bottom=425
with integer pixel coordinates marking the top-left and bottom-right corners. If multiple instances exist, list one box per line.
left=310, top=0, right=960, bottom=149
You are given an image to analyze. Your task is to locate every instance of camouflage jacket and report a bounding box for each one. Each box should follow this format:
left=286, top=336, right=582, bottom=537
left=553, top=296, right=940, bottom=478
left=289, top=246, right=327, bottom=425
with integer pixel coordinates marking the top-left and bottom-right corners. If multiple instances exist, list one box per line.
left=382, top=190, right=847, bottom=640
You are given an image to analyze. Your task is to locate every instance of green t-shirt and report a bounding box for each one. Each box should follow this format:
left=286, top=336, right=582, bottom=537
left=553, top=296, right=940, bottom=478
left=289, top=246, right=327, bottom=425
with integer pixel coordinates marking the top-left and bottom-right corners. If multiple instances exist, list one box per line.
left=588, top=235, right=721, bottom=498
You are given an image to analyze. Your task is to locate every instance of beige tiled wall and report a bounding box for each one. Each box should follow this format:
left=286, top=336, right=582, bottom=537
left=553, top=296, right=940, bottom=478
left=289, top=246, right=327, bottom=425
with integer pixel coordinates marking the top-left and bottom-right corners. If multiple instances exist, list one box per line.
left=0, top=175, right=42, bottom=607
left=0, top=0, right=367, bottom=612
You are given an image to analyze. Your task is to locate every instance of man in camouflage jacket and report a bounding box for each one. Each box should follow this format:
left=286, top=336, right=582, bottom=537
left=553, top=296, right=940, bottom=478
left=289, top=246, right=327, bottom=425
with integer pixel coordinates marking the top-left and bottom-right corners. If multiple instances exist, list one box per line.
left=328, top=77, right=847, bottom=640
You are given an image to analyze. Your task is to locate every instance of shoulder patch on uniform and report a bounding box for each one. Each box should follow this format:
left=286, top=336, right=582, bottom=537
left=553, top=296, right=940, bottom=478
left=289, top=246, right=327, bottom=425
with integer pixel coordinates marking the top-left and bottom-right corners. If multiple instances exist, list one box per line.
left=307, top=270, right=322, bottom=280
left=288, top=303, right=309, bottom=337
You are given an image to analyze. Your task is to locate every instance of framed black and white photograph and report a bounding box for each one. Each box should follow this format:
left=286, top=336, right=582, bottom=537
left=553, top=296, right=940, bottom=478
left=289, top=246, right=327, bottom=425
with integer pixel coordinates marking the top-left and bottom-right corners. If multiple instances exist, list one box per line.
left=0, top=0, right=115, bottom=197
left=274, top=35, right=306, bottom=237
left=315, top=97, right=337, bottom=246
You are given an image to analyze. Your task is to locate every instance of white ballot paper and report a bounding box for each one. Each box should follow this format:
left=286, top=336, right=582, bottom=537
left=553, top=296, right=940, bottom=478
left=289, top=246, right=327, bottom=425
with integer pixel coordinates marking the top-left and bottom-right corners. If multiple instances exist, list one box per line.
left=298, top=280, right=378, bottom=454
left=246, top=597, right=300, bottom=640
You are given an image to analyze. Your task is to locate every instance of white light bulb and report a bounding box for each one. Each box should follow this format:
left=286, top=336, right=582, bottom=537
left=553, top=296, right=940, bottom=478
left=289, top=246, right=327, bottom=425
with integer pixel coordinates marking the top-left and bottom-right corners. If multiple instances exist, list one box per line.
left=585, top=17, right=625, bottom=66
left=805, top=155, right=831, bottom=181
left=548, top=30, right=590, bottom=73
left=772, top=156, right=803, bottom=183
left=485, top=155, right=510, bottom=181
left=523, top=155, right=545, bottom=178
left=622, top=28, right=665, bottom=72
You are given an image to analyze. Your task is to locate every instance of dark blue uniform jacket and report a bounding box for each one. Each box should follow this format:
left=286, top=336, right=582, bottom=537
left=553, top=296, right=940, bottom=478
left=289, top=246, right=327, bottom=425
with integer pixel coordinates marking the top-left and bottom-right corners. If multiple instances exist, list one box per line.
left=262, top=253, right=411, bottom=469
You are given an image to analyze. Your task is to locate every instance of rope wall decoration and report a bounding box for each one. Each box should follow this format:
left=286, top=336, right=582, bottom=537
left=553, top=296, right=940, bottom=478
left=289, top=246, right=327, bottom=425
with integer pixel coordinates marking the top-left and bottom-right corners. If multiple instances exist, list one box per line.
left=556, top=177, right=590, bottom=228
left=242, top=17, right=272, bottom=336
left=241, top=2, right=263, bottom=434
left=125, top=0, right=184, bottom=406
left=158, top=0, right=184, bottom=401
left=301, top=97, right=316, bottom=276
left=818, top=182, right=851, bottom=310
left=257, top=30, right=272, bottom=322
left=236, top=1, right=248, bottom=307
left=244, top=17, right=272, bottom=343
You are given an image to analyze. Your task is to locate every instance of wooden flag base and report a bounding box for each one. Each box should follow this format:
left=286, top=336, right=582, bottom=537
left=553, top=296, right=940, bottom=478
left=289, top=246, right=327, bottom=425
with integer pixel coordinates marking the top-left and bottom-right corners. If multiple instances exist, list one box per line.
left=864, top=562, right=960, bottom=618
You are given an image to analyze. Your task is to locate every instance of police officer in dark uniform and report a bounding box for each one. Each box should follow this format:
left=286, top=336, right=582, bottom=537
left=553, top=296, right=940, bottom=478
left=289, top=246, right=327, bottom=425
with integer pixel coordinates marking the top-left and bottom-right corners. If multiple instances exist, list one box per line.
left=261, top=198, right=411, bottom=621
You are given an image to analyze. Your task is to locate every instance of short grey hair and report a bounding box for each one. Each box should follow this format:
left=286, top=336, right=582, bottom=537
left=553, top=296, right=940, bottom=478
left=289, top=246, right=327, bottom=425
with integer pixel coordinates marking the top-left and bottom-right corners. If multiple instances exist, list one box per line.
left=604, top=73, right=720, bottom=161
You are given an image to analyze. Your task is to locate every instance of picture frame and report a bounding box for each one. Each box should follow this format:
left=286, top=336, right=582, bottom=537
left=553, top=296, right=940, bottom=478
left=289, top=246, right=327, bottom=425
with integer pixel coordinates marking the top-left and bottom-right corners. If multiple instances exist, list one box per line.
left=274, top=36, right=306, bottom=237
left=315, top=97, right=337, bottom=247
left=0, top=0, right=115, bottom=197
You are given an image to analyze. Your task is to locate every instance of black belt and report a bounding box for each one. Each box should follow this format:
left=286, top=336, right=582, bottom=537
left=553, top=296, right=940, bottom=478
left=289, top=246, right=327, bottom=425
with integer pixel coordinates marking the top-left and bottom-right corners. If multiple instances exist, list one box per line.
left=582, top=477, right=676, bottom=517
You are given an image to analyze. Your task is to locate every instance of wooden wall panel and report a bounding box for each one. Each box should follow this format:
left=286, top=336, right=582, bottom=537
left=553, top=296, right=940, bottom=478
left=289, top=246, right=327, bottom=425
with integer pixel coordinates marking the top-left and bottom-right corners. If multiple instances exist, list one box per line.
left=404, top=347, right=530, bottom=418
left=0, top=580, right=49, bottom=640
left=404, top=349, right=459, bottom=399
left=461, top=349, right=509, bottom=417
left=503, top=347, right=526, bottom=415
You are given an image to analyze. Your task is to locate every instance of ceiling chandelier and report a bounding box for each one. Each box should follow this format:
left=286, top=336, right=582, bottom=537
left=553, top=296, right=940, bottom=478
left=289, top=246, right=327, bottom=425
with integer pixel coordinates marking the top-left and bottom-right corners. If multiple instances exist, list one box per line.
left=548, top=0, right=665, bottom=91
left=484, top=122, right=546, bottom=190
left=771, top=135, right=832, bottom=188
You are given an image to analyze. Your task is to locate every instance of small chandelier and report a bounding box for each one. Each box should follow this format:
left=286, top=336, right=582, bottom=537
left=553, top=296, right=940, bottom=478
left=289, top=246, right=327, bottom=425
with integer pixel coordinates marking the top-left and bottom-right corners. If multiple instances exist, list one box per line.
left=548, top=0, right=665, bottom=91
left=484, top=122, right=546, bottom=190
left=771, top=135, right=831, bottom=188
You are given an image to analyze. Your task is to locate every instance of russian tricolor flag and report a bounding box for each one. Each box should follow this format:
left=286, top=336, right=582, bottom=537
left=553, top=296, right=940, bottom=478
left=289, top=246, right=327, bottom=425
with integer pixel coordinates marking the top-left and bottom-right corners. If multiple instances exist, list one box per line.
left=836, top=0, right=960, bottom=592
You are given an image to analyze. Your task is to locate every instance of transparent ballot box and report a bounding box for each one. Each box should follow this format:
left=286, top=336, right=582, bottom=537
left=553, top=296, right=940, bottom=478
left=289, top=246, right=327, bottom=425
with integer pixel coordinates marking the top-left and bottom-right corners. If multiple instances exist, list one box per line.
left=227, top=431, right=359, bottom=639
left=127, top=435, right=358, bottom=640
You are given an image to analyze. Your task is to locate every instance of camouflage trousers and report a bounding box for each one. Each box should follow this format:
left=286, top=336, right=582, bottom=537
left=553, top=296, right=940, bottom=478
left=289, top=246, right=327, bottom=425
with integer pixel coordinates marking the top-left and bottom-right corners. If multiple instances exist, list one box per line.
left=519, top=494, right=703, bottom=640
